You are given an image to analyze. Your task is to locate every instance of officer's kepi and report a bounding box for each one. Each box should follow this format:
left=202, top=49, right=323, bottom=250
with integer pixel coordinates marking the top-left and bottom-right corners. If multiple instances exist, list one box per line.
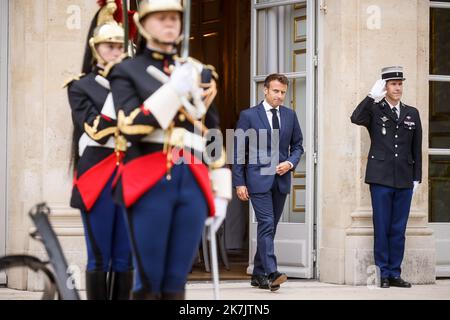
left=381, top=66, right=406, bottom=81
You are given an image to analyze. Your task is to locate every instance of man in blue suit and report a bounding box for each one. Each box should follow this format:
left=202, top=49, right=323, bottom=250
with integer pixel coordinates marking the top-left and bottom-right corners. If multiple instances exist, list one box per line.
left=232, top=74, right=304, bottom=291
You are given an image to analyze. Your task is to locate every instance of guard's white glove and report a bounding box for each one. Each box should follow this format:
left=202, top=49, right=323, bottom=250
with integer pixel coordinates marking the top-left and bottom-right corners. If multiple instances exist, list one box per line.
left=205, top=197, right=228, bottom=231
left=413, top=181, right=419, bottom=194
left=214, top=197, right=228, bottom=219
left=189, top=85, right=207, bottom=119
left=368, top=79, right=387, bottom=102
left=169, top=62, right=197, bottom=97
left=170, top=60, right=207, bottom=119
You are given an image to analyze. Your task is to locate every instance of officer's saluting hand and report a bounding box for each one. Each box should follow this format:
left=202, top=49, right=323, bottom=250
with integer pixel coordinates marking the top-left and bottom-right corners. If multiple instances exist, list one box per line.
left=369, top=79, right=387, bottom=102
left=351, top=66, right=422, bottom=289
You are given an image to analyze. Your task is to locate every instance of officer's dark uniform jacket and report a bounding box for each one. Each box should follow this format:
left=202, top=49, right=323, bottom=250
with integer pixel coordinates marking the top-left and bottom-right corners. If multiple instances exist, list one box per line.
left=109, top=47, right=222, bottom=215
left=351, top=96, right=422, bottom=189
left=66, top=66, right=119, bottom=212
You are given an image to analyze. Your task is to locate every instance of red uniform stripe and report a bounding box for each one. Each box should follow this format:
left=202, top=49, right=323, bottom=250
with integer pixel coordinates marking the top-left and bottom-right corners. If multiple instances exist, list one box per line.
left=121, top=152, right=168, bottom=208
left=118, top=150, right=216, bottom=216
left=74, top=153, right=117, bottom=211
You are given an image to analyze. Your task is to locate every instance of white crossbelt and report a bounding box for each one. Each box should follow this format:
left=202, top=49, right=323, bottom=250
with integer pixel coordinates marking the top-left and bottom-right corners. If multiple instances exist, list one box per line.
left=141, top=127, right=206, bottom=153
left=95, top=75, right=117, bottom=120
left=79, top=133, right=115, bottom=157
left=77, top=76, right=117, bottom=157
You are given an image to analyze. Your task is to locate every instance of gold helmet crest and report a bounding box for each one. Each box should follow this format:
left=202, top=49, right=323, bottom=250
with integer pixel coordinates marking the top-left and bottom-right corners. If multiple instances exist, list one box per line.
left=89, top=0, right=125, bottom=66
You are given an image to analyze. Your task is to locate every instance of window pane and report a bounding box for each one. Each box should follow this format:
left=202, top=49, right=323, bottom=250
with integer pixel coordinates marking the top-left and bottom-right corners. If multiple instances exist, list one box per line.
left=254, top=2, right=309, bottom=225
left=429, top=81, right=450, bottom=149
left=256, top=4, right=307, bottom=75
left=429, top=155, right=450, bottom=223
left=285, top=78, right=307, bottom=223
left=256, top=81, right=265, bottom=104
left=430, top=8, right=450, bottom=75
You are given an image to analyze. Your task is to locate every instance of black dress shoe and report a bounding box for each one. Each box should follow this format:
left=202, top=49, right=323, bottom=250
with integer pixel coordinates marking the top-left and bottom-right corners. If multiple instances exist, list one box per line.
left=389, top=277, right=412, bottom=288
left=380, top=278, right=390, bottom=288
left=250, top=275, right=261, bottom=287
left=250, top=275, right=269, bottom=289
left=268, top=272, right=287, bottom=292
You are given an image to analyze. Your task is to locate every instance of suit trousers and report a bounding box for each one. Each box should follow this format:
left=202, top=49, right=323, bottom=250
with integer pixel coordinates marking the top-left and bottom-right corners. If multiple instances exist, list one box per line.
left=250, top=177, right=287, bottom=276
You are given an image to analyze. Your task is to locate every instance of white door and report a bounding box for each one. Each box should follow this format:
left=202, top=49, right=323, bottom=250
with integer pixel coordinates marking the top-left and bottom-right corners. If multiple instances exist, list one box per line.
left=0, top=0, right=9, bottom=285
left=429, top=1, right=450, bottom=277
left=248, top=0, right=316, bottom=278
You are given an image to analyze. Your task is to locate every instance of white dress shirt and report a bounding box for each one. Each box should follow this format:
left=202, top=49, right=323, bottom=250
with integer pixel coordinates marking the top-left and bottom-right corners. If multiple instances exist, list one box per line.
left=263, top=100, right=281, bottom=129
left=262, top=100, right=293, bottom=170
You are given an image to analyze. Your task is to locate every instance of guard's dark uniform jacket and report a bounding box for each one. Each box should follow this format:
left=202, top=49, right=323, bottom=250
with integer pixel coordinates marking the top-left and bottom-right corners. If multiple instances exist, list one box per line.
left=109, top=47, right=221, bottom=215
left=351, top=96, right=422, bottom=189
left=66, top=67, right=119, bottom=212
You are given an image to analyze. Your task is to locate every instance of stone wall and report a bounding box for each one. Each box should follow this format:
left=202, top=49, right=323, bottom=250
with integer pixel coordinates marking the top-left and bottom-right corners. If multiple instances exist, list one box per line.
left=7, top=0, right=98, bottom=290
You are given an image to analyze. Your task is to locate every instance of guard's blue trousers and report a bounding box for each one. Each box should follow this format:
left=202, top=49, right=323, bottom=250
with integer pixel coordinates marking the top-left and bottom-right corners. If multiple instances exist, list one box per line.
left=81, top=175, right=133, bottom=272
left=370, top=184, right=413, bottom=279
left=126, top=164, right=207, bottom=295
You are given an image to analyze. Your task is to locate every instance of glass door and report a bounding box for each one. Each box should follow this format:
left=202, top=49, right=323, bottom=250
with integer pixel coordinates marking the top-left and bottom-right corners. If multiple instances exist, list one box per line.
left=248, top=0, right=316, bottom=278
left=429, top=0, right=450, bottom=277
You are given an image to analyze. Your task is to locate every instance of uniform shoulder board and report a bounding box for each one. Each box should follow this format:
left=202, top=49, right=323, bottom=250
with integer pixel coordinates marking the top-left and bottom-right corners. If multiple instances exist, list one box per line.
left=100, top=53, right=129, bottom=77
left=62, top=73, right=86, bottom=89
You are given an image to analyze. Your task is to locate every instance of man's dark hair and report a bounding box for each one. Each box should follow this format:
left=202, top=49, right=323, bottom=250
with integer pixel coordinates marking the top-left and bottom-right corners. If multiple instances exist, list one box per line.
left=264, top=73, right=289, bottom=88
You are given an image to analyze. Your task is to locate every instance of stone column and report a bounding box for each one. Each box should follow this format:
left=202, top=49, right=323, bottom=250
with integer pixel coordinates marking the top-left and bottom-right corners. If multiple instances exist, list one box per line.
left=318, top=0, right=435, bottom=285
left=7, top=0, right=98, bottom=290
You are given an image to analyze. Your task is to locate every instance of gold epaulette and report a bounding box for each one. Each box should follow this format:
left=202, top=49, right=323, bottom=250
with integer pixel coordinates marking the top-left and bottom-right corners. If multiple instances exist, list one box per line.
left=100, top=53, right=128, bottom=77
left=62, top=73, right=86, bottom=89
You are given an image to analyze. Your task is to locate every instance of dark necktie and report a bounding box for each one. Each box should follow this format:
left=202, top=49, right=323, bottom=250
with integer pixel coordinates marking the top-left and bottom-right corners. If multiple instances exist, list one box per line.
left=270, top=108, right=280, bottom=130
left=392, top=107, right=399, bottom=122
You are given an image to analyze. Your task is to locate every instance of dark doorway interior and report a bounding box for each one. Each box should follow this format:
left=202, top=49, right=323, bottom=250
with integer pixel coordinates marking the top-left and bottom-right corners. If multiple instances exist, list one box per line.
left=130, top=0, right=251, bottom=131
left=187, top=0, right=251, bottom=280
left=131, top=0, right=251, bottom=279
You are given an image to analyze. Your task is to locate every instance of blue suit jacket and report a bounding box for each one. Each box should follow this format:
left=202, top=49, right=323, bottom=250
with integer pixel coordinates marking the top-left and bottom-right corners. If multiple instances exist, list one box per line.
left=232, top=103, right=304, bottom=194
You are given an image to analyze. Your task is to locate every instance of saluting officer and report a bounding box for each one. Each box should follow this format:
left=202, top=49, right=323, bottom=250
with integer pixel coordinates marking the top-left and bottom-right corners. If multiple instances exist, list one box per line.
left=109, top=0, right=231, bottom=300
left=65, top=0, right=133, bottom=300
left=351, top=66, right=422, bottom=288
